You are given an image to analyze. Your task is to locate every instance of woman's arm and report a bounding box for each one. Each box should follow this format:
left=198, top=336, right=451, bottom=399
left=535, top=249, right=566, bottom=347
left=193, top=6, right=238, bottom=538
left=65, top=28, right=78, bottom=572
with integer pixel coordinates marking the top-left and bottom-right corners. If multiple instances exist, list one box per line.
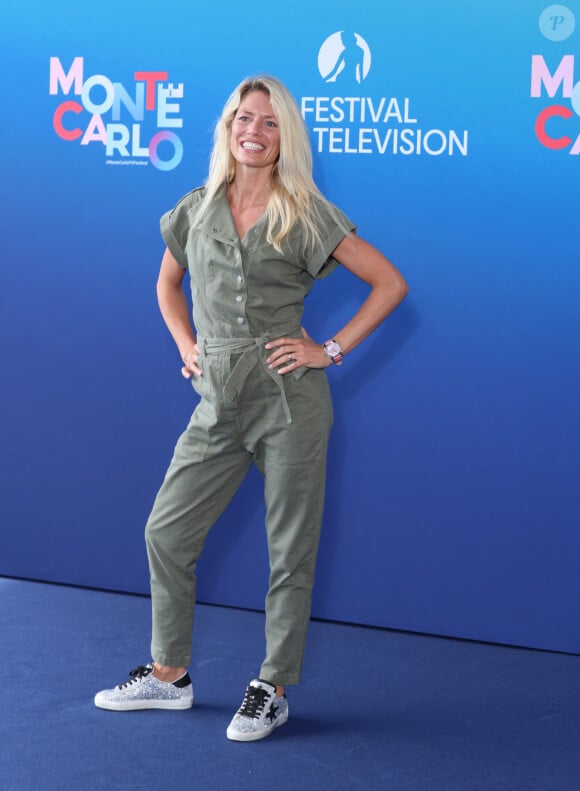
left=265, top=233, right=408, bottom=372
left=326, top=233, right=409, bottom=355
left=156, top=247, right=201, bottom=377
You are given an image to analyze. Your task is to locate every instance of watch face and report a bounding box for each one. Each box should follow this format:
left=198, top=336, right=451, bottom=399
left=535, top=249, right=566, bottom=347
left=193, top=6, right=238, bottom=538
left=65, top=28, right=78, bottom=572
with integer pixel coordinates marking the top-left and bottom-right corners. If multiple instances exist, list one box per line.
left=325, top=341, right=341, bottom=357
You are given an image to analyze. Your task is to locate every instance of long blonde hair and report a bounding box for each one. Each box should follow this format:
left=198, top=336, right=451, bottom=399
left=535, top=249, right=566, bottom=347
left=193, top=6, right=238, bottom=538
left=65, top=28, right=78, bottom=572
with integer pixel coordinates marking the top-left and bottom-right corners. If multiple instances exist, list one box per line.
left=194, top=75, right=342, bottom=253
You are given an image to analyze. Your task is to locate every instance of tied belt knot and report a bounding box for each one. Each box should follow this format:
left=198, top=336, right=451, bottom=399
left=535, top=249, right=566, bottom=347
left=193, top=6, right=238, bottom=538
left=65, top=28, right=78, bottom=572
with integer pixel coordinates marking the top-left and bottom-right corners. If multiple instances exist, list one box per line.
left=197, top=328, right=306, bottom=424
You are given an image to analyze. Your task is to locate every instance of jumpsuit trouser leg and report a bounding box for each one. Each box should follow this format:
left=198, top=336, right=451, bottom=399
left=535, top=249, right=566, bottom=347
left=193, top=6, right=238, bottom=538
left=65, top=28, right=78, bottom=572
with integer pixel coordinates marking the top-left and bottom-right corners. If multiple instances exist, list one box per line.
left=145, top=398, right=253, bottom=668
left=255, top=434, right=329, bottom=686
left=145, top=356, right=333, bottom=684
left=239, top=364, right=334, bottom=686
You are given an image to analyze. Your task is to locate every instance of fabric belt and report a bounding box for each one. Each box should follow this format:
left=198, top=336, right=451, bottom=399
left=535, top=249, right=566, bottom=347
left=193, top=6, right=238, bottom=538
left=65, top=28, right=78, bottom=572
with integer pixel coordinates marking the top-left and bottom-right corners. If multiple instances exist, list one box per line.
left=198, top=327, right=303, bottom=424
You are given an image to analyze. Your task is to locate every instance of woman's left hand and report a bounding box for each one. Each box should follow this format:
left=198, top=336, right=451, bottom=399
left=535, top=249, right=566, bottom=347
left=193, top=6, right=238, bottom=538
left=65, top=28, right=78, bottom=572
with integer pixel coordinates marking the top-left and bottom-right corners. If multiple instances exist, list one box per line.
left=265, top=327, right=331, bottom=374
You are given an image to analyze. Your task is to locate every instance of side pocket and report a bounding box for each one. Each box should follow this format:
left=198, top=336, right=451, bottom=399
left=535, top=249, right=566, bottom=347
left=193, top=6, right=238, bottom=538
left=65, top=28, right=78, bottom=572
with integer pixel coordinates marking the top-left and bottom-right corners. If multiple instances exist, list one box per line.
left=190, top=349, right=208, bottom=397
left=291, top=365, right=310, bottom=381
left=173, top=400, right=214, bottom=463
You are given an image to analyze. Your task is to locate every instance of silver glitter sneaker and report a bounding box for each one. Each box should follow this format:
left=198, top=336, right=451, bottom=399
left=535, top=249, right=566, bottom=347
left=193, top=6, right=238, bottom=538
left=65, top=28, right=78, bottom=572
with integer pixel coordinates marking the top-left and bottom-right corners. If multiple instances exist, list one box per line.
left=94, top=663, right=193, bottom=711
left=226, top=679, right=288, bottom=742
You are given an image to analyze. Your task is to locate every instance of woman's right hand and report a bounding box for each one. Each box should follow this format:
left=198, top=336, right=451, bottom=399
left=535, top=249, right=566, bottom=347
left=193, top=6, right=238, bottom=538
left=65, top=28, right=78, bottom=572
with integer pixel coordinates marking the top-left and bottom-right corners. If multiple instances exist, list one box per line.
left=181, top=344, right=203, bottom=378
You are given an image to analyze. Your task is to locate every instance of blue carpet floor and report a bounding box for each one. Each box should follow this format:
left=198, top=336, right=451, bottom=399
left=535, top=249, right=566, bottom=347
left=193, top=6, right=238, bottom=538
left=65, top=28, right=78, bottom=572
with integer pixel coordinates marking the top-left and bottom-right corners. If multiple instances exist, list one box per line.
left=1, top=577, right=578, bottom=790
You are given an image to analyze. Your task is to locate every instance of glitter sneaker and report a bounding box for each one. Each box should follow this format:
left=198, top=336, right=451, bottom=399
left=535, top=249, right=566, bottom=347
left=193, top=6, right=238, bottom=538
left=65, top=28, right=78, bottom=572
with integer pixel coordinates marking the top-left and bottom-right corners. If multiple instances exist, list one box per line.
left=226, top=679, right=289, bottom=742
left=94, top=663, right=193, bottom=711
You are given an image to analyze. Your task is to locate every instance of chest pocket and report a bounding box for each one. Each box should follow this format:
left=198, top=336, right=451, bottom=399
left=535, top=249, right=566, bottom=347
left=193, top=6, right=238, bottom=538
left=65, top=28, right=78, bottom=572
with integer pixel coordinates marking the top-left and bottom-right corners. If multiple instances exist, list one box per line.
left=186, top=226, right=239, bottom=297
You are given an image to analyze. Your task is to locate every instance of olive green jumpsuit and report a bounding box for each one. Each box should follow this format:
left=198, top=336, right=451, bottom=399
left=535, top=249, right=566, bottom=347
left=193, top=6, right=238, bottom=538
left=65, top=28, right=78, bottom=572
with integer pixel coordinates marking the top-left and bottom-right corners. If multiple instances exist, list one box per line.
left=145, top=185, right=355, bottom=686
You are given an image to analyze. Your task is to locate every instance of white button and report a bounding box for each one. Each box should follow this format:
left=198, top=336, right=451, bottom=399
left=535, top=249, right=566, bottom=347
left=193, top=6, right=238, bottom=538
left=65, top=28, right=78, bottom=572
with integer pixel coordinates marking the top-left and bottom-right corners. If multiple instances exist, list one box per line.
left=237, top=275, right=243, bottom=283
left=236, top=295, right=243, bottom=302
left=237, top=317, right=244, bottom=324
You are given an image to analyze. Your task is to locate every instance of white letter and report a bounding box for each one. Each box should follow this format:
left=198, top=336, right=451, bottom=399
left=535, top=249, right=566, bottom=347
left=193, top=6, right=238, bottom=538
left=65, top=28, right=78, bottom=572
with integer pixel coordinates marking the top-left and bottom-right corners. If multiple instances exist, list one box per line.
left=531, top=55, right=574, bottom=98
left=316, top=97, right=329, bottom=123
left=423, top=129, right=447, bottom=156
left=329, top=128, right=343, bottom=153
left=81, top=115, right=107, bottom=145
left=403, top=99, right=417, bottom=123
left=157, top=83, right=184, bottom=128
left=131, top=124, right=149, bottom=156
left=312, top=127, right=328, bottom=152
left=373, top=128, right=392, bottom=154
left=49, top=57, right=84, bottom=95
left=301, top=97, right=314, bottom=118
left=105, top=123, right=130, bottom=154
left=330, top=97, right=344, bottom=123
left=448, top=130, right=468, bottom=156
left=358, top=129, right=373, bottom=153
left=112, top=82, right=145, bottom=122
left=82, top=74, right=115, bottom=114
left=384, top=98, right=403, bottom=123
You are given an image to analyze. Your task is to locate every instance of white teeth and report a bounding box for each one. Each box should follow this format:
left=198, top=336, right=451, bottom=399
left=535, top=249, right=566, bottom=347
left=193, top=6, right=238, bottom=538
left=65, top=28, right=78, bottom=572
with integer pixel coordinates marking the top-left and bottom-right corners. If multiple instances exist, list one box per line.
left=242, top=142, right=264, bottom=151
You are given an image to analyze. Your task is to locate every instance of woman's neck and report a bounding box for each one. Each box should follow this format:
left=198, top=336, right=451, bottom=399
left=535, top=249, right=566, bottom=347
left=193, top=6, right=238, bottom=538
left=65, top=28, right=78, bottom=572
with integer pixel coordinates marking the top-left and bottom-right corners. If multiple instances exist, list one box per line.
left=228, top=168, right=273, bottom=211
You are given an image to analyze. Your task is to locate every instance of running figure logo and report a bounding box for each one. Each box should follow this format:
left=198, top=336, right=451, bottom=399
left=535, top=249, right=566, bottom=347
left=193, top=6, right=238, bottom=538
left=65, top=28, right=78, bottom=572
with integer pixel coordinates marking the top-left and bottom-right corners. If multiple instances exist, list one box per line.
left=318, top=32, right=371, bottom=84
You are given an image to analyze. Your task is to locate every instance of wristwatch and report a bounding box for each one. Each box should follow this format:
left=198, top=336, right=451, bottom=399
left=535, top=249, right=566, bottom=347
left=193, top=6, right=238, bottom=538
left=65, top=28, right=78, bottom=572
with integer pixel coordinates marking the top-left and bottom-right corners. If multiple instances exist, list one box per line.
left=323, top=339, right=344, bottom=365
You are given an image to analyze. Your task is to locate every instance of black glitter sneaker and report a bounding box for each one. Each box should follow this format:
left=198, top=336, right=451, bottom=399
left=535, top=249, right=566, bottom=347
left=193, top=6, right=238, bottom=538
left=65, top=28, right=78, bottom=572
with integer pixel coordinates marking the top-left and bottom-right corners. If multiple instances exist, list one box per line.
left=226, top=679, right=288, bottom=742
left=94, top=663, right=193, bottom=711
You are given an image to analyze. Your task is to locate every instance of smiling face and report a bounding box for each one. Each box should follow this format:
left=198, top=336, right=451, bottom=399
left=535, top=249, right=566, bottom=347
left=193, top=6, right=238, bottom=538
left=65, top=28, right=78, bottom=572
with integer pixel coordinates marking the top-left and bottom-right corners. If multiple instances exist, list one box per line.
left=229, top=89, right=281, bottom=173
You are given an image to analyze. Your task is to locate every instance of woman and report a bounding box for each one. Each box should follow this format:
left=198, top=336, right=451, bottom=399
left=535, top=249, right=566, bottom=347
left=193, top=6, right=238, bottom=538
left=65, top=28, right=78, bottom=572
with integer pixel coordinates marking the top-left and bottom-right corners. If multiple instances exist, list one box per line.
left=94, top=75, right=408, bottom=741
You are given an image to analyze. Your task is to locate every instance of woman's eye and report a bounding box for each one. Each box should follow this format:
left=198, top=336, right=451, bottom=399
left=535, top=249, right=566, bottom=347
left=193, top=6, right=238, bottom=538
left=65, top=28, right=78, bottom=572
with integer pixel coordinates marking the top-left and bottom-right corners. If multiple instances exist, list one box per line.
left=265, top=121, right=277, bottom=128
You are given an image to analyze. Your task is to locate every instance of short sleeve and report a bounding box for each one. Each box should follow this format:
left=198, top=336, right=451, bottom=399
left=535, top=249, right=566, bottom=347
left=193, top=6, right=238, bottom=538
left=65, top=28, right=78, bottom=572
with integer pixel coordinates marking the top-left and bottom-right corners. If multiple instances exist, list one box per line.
left=160, top=188, right=204, bottom=269
left=305, top=198, right=356, bottom=279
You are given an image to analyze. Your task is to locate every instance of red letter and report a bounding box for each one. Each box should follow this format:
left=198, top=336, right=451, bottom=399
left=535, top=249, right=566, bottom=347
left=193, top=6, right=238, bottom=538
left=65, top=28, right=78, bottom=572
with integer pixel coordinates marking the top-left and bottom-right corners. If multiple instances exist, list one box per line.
left=53, top=101, right=83, bottom=140
left=535, top=105, right=573, bottom=149
left=134, top=71, right=168, bottom=111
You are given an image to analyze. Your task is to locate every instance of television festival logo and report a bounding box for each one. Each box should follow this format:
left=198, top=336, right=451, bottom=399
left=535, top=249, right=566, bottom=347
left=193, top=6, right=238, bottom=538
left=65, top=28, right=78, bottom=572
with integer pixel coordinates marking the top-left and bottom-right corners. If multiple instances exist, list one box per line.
left=49, top=57, right=184, bottom=171
left=318, top=32, right=371, bottom=84
left=532, top=4, right=580, bottom=154
left=303, top=30, right=469, bottom=157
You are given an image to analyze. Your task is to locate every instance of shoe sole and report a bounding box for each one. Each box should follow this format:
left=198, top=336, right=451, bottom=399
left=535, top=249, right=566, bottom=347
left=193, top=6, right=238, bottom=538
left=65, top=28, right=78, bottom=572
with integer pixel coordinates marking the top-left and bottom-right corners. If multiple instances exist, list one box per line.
left=226, top=708, right=289, bottom=742
left=94, top=695, right=193, bottom=712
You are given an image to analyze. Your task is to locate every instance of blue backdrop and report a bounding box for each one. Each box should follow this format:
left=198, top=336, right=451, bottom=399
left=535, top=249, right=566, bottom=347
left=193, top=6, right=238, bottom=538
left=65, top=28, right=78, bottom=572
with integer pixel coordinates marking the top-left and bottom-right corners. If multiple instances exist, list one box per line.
left=1, top=0, right=579, bottom=653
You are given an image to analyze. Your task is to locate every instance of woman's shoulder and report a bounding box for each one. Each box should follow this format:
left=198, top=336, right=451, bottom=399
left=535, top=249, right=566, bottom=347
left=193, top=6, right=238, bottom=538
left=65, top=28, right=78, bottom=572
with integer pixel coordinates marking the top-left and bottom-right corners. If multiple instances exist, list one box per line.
left=162, top=186, right=207, bottom=233
left=305, top=191, right=343, bottom=221
left=170, top=185, right=207, bottom=214
left=308, top=192, right=355, bottom=234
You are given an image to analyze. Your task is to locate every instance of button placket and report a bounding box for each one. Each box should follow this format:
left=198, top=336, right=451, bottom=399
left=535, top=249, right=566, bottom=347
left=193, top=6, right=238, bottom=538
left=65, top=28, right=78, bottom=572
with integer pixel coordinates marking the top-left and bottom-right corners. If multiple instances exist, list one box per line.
left=241, top=218, right=265, bottom=287
left=233, top=246, right=246, bottom=327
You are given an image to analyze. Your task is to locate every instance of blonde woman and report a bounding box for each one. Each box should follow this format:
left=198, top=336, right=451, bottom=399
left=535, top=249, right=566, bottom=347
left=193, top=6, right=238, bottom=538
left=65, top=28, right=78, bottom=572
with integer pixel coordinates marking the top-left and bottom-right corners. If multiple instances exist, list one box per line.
left=94, top=76, right=408, bottom=741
